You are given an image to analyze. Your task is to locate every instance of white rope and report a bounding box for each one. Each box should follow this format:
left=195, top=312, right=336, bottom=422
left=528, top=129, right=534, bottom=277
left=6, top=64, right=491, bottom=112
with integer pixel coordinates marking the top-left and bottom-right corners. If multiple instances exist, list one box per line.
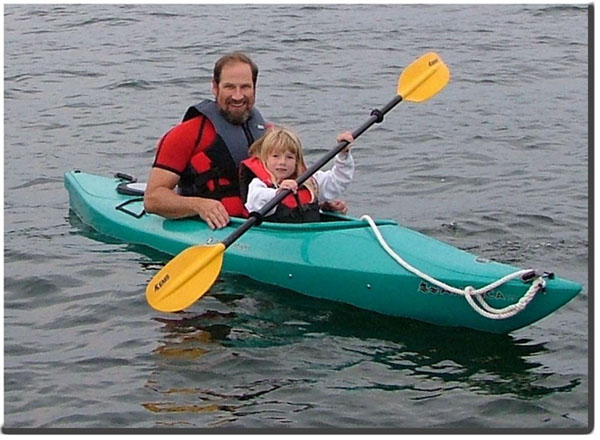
left=360, top=215, right=546, bottom=320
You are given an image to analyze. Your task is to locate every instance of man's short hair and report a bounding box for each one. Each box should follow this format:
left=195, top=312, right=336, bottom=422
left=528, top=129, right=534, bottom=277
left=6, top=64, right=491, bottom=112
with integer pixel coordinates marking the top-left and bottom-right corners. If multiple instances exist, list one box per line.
left=213, top=51, right=259, bottom=87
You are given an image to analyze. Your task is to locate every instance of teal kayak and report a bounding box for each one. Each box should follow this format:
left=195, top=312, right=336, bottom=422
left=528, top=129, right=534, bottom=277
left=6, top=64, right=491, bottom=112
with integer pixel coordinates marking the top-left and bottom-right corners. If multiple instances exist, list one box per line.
left=64, top=170, right=582, bottom=334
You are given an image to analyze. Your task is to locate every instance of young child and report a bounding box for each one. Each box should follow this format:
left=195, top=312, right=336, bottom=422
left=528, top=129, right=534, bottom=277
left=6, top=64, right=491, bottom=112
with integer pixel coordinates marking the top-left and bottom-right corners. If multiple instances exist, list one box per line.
left=239, top=126, right=354, bottom=223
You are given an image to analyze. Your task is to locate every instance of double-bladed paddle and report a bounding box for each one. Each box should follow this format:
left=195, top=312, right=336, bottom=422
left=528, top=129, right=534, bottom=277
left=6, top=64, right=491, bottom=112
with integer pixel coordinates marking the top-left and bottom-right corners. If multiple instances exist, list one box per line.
left=146, top=52, right=450, bottom=312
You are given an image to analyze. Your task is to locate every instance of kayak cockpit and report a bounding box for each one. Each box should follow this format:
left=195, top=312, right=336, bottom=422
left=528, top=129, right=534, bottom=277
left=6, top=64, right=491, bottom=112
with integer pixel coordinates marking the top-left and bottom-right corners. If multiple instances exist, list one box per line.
left=226, top=212, right=398, bottom=232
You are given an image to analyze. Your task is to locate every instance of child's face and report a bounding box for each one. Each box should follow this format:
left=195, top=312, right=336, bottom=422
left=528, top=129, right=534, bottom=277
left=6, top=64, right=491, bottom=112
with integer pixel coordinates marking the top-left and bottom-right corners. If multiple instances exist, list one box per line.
left=266, top=148, right=297, bottom=183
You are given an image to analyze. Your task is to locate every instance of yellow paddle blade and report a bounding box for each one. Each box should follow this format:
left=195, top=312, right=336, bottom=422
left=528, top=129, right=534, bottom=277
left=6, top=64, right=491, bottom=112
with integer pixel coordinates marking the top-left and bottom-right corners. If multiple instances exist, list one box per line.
left=146, top=243, right=226, bottom=313
left=397, top=52, right=450, bottom=102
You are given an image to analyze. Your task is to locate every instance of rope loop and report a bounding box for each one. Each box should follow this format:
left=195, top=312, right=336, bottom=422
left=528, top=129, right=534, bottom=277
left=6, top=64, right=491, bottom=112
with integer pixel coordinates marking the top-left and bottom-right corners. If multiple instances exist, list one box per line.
left=464, top=286, right=476, bottom=296
left=360, top=214, right=544, bottom=320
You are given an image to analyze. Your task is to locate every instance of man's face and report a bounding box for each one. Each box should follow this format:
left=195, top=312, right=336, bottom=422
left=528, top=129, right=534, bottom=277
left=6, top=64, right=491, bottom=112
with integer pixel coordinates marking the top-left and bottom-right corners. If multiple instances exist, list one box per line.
left=212, top=61, right=256, bottom=125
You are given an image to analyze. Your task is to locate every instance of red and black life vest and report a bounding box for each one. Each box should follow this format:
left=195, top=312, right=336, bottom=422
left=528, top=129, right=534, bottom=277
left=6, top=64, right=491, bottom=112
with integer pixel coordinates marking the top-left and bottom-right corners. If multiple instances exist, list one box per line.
left=178, top=100, right=267, bottom=216
left=239, top=156, right=321, bottom=223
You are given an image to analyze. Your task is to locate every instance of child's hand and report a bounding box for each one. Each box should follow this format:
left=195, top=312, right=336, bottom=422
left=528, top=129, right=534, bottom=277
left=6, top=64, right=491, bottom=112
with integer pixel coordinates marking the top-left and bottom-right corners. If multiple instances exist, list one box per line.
left=336, top=131, right=354, bottom=154
left=278, top=179, right=298, bottom=194
left=320, top=200, right=348, bottom=214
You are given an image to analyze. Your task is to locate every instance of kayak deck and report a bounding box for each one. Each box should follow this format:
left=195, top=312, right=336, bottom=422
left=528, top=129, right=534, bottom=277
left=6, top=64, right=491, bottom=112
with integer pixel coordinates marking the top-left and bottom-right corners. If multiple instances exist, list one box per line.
left=64, top=170, right=583, bottom=334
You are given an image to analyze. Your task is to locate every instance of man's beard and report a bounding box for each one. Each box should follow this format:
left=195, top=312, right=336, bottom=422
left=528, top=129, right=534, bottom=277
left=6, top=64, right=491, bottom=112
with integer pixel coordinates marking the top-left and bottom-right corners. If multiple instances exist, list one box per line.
left=218, top=97, right=253, bottom=125
left=219, top=106, right=251, bottom=125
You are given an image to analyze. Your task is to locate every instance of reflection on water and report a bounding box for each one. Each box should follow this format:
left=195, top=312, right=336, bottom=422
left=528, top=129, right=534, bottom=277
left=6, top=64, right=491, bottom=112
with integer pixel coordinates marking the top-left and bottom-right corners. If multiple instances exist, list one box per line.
left=140, top=277, right=580, bottom=427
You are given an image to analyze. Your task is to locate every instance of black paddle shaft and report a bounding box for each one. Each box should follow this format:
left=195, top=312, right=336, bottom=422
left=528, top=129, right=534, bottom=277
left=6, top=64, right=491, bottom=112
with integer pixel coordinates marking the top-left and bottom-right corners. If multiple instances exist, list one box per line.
left=221, top=94, right=404, bottom=249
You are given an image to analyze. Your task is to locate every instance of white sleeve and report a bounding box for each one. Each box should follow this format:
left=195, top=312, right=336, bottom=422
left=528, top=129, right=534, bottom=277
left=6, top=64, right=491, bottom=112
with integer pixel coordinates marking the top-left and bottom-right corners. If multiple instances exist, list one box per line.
left=244, top=178, right=279, bottom=216
left=313, top=151, right=355, bottom=202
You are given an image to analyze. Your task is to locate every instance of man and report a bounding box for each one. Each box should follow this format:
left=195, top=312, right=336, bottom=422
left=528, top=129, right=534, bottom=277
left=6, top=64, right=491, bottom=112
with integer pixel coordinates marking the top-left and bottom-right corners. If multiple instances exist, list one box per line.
left=145, top=51, right=348, bottom=229
left=144, top=52, right=264, bottom=229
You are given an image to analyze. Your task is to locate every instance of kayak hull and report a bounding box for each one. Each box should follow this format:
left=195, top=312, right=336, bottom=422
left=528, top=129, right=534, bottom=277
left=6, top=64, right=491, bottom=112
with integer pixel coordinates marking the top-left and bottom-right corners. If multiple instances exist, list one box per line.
left=64, top=170, right=582, bottom=334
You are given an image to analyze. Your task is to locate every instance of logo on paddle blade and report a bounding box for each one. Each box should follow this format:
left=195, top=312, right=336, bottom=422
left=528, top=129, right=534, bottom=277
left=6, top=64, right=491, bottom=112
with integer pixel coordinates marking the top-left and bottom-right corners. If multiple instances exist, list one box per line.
left=154, top=274, right=170, bottom=291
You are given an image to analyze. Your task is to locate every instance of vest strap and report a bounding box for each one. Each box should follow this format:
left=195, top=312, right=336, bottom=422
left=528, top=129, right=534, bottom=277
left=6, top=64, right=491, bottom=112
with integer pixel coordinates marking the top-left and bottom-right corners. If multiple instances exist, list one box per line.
left=184, top=100, right=267, bottom=167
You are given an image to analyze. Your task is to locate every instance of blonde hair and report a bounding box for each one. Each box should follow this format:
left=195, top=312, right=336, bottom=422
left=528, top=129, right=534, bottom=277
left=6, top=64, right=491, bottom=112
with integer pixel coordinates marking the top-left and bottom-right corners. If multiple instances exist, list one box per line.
left=248, top=126, right=318, bottom=200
